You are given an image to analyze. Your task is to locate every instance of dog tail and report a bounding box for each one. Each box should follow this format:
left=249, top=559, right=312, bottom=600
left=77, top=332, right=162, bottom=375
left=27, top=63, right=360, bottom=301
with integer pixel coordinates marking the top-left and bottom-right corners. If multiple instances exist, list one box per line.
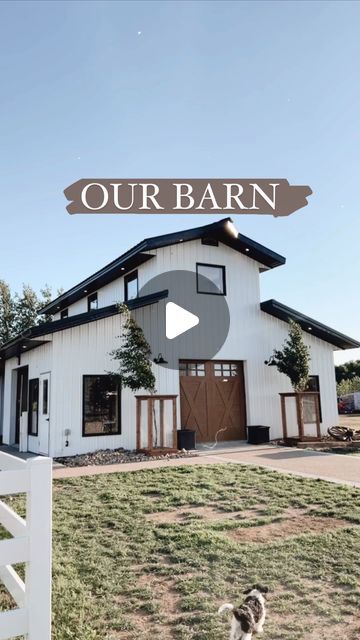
left=218, top=603, right=234, bottom=615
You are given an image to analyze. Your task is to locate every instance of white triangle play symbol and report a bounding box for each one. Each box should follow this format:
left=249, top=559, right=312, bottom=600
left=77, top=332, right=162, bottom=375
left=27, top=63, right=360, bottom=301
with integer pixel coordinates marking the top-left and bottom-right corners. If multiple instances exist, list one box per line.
left=166, top=302, right=199, bottom=340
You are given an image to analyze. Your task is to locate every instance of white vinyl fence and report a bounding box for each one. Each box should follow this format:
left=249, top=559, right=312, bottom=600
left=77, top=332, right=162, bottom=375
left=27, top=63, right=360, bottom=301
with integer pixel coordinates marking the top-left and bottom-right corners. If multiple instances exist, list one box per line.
left=0, top=451, right=52, bottom=639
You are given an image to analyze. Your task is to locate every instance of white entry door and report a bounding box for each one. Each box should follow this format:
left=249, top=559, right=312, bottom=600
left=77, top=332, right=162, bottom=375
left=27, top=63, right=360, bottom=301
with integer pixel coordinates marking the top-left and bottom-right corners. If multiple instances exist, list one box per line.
left=38, top=373, right=51, bottom=455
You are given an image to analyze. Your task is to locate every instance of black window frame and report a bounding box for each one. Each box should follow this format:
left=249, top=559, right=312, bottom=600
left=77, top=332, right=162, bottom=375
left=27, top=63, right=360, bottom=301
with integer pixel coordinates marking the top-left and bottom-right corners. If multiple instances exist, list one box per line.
left=87, top=292, right=98, bottom=312
left=82, top=374, right=121, bottom=437
left=196, top=262, right=226, bottom=296
left=60, top=308, right=68, bottom=319
left=28, top=378, right=39, bottom=436
left=124, top=270, right=138, bottom=302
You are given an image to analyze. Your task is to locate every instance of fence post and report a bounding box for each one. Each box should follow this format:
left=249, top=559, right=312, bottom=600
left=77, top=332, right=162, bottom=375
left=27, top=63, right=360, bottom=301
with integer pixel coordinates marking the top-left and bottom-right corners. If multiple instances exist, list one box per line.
left=25, top=457, right=52, bottom=640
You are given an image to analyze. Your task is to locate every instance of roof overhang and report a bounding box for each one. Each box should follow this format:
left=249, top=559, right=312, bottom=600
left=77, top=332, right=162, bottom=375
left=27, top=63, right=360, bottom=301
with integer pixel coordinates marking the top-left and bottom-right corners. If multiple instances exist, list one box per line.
left=0, top=290, right=169, bottom=362
left=40, top=251, right=155, bottom=316
left=261, top=299, right=360, bottom=350
left=0, top=338, right=52, bottom=362
left=40, top=218, right=285, bottom=316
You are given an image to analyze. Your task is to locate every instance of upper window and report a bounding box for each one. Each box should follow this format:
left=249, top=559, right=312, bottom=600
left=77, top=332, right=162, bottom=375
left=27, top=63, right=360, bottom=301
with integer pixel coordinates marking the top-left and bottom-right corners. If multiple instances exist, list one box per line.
left=88, top=292, right=98, bottom=311
left=28, top=378, right=39, bottom=436
left=60, top=309, right=68, bottom=319
left=196, top=263, right=226, bottom=295
left=124, top=271, right=138, bottom=301
left=83, top=375, right=121, bottom=437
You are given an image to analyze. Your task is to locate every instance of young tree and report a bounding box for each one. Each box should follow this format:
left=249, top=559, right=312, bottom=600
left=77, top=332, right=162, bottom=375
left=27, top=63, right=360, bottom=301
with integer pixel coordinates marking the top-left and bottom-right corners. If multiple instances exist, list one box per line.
left=0, top=280, right=16, bottom=346
left=271, top=320, right=310, bottom=391
left=110, top=303, right=156, bottom=393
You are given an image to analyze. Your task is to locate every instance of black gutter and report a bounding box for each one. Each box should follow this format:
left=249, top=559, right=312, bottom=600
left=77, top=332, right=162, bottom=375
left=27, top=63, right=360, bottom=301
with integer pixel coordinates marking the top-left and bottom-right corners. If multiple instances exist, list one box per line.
left=261, top=299, right=360, bottom=350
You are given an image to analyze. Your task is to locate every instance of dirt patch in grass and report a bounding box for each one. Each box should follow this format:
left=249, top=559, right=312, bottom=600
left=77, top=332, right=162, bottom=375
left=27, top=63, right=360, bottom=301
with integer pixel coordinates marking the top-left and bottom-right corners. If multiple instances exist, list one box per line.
left=146, top=505, right=261, bottom=523
left=228, top=513, right=351, bottom=544
left=268, top=610, right=360, bottom=640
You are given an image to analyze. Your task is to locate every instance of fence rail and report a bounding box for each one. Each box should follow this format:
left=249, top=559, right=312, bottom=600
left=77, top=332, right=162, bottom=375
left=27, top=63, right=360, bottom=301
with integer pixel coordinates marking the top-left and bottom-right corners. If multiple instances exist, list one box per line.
left=0, top=451, right=52, bottom=639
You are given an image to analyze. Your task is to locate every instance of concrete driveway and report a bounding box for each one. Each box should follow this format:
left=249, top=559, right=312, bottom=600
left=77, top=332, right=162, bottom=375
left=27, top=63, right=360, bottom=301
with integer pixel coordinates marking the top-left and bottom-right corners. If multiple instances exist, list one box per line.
left=53, top=443, right=360, bottom=488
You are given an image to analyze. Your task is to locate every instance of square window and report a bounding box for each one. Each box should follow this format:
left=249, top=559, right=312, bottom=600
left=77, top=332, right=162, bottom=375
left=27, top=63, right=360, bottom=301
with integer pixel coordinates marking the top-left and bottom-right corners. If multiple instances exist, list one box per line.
left=196, top=263, right=226, bottom=295
left=124, top=271, right=138, bottom=301
left=83, top=375, right=121, bottom=436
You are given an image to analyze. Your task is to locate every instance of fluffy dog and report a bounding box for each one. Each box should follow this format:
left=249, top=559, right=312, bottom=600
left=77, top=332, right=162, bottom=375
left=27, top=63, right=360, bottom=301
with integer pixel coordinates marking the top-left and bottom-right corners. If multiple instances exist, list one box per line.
left=218, top=584, right=268, bottom=640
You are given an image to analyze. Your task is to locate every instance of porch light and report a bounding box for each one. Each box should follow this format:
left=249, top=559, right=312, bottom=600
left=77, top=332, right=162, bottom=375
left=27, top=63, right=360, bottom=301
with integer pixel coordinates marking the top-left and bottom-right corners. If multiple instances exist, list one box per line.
left=154, top=353, right=168, bottom=364
left=226, top=220, right=238, bottom=238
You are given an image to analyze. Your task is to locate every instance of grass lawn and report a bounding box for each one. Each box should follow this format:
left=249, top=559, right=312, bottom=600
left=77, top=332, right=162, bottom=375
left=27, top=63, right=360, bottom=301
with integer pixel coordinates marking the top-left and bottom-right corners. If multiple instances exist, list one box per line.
left=1, top=464, right=360, bottom=640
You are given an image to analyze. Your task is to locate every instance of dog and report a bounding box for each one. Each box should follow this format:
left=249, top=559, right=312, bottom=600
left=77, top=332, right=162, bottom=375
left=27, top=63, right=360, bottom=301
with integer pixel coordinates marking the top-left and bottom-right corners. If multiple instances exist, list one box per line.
left=218, top=584, right=268, bottom=640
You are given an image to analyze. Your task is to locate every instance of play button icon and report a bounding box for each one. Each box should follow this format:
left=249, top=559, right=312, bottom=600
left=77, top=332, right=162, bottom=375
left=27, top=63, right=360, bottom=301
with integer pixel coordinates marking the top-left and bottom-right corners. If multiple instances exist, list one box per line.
left=136, top=269, right=230, bottom=371
left=166, top=302, right=199, bottom=339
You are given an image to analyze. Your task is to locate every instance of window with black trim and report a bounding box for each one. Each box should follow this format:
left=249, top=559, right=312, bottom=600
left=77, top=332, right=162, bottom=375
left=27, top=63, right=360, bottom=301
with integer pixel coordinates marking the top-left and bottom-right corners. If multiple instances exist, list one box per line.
left=28, top=379, right=39, bottom=436
left=83, top=375, right=121, bottom=436
left=196, top=263, right=226, bottom=295
left=88, top=292, right=98, bottom=311
left=60, top=309, right=68, bottom=319
left=124, top=270, right=138, bottom=301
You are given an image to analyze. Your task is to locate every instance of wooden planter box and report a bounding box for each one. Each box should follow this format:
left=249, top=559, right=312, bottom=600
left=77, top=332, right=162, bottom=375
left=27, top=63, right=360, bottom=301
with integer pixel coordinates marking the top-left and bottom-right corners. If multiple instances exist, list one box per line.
left=138, top=447, right=179, bottom=456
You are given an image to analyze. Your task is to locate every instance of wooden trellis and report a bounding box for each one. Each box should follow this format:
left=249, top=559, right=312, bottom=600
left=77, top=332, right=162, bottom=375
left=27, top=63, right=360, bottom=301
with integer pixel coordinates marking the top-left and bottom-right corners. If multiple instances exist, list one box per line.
left=135, top=395, right=178, bottom=450
left=280, top=391, right=321, bottom=441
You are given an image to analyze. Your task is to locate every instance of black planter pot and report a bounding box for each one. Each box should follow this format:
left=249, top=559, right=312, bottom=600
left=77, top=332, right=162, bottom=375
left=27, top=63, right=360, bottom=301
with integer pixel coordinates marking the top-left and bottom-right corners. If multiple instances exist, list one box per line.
left=247, top=425, right=270, bottom=445
left=177, top=429, right=196, bottom=450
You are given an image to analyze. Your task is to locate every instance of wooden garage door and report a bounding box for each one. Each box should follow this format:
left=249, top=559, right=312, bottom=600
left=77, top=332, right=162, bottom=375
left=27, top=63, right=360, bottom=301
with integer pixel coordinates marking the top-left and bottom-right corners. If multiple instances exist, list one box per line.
left=179, top=360, right=246, bottom=443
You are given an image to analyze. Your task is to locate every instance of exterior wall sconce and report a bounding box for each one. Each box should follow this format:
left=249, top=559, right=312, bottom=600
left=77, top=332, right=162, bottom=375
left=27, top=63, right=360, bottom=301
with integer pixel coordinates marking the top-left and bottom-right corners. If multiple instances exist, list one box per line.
left=64, top=428, right=71, bottom=447
left=154, top=353, right=168, bottom=364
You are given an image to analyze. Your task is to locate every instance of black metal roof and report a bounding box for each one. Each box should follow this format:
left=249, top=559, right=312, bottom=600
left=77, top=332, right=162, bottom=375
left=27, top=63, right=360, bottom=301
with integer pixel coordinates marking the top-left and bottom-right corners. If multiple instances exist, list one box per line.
left=261, top=299, right=360, bottom=350
left=0, top=290, right=168, bottom=361
left=40, top=217, right=286, bottom=316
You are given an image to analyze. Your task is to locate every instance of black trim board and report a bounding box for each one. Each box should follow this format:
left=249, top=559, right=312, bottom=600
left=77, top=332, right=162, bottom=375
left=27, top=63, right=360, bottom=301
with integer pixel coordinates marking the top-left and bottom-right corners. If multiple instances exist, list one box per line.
left=40, top=217, right=285, bottom=316
left=261, top=299, right=360, bottom=350
left=0, top=290, right=169, bottom=361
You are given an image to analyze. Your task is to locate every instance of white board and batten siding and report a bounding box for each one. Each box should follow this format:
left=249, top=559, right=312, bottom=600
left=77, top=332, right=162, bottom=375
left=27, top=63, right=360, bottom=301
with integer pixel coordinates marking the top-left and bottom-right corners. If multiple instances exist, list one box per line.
left=2, top=238, right=339, bottom=456
left=0, top=451, right=52, bottom=640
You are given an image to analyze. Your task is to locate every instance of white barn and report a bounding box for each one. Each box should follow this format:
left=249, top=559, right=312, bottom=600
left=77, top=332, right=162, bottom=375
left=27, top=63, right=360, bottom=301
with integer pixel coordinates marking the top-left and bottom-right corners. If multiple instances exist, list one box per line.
left=0, top=217, right=358, bottom=457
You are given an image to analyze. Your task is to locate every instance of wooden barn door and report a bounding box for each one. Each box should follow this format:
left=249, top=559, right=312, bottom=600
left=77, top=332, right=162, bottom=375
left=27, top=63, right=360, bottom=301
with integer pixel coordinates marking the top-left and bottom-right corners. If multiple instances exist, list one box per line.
left=179, top=360, right=246, bottom=443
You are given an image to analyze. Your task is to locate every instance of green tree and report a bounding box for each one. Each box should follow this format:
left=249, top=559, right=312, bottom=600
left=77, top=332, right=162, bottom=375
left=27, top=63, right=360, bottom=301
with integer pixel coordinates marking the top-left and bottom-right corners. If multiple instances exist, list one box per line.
left=337, top=376, right=360, bottom=396
left=0, top=280, right=16, bottom=345
left=335, top=360, right=360, bottom=383
left=110, top=303, right=156, bottom=393
left=39, top=284, right=54, bottom=324
left=271, top=320, right=310, bottom=391
left=0, top=281, right=62, bottom=347
left=14, top=284, right=41, bottom=336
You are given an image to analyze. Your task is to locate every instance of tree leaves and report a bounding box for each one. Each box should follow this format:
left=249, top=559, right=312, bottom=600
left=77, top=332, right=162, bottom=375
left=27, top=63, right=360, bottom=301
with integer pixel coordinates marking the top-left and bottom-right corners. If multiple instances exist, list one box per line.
left=0, top=280, right=60, bottom=347
left=272, top=320, right=310, bottom=391
left=110, top=304, right=156, bottom=393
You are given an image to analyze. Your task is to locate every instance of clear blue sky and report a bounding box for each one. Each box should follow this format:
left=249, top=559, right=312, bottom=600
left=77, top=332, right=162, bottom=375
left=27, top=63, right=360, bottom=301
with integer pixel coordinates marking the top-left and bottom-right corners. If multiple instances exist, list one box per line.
left=0, top=0, right=359, bottom=364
